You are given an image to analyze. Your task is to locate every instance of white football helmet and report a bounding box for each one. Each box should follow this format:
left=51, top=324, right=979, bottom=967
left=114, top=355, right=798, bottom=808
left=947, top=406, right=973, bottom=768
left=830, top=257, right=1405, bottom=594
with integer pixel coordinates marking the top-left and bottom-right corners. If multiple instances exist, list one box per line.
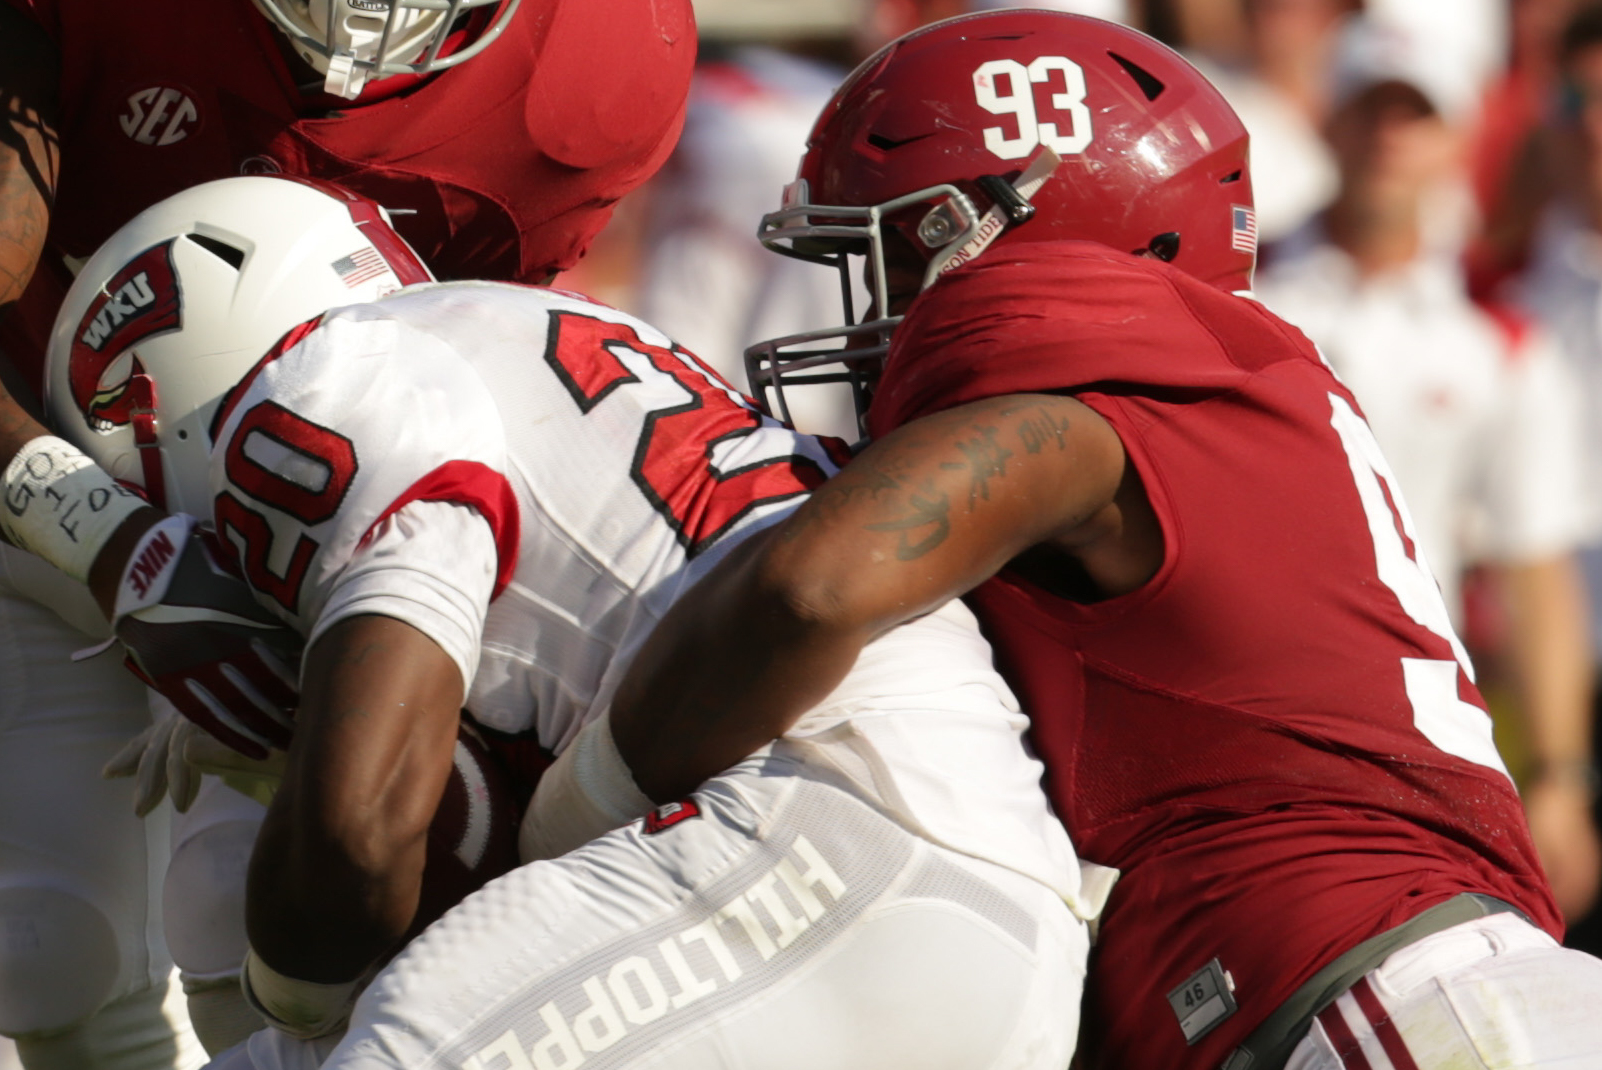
left=250, top=0, right=522, bottom=98
left=46, top=175, right=433, bottom=517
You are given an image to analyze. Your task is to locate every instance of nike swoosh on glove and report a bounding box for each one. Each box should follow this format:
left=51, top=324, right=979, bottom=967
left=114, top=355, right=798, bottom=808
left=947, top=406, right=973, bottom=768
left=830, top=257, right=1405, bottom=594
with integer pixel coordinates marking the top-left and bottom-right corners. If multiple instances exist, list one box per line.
left=113, top=514, right=301, bottom=758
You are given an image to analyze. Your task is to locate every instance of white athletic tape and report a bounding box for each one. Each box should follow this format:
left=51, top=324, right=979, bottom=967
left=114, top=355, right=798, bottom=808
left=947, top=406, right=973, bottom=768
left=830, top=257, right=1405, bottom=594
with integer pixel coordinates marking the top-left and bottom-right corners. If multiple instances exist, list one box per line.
left=519, top=710, right=655, bottom=863
left=242, top=948, right=360, bottom=1041
left=1, top=436, right=146, bottom=583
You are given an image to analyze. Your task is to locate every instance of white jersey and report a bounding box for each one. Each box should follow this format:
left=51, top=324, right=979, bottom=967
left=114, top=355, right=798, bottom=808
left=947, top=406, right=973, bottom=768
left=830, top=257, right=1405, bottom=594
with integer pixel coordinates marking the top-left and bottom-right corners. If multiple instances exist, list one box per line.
left=206, top=281, right=1086, bottom=901
left=1515, top=206, right=1602, bottom=659
left=1257, top=232, right=1593, bottom=622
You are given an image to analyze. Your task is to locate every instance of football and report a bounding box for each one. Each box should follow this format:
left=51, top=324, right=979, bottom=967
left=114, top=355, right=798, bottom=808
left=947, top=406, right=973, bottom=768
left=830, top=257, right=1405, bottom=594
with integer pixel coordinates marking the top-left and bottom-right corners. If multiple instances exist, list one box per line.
left=413, top=720, right=524, bottom=933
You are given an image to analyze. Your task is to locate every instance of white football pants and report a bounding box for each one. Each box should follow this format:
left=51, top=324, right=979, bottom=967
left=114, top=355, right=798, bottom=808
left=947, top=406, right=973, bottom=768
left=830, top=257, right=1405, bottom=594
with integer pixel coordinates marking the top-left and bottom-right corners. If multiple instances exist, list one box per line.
left=0, top=545, right=207, bottom=1069
left=167, top=778, right=269, bottom=1054
left=215, top=749, right=1089, bottom=1070
left=1286, top=912, right=1602, bottom=1068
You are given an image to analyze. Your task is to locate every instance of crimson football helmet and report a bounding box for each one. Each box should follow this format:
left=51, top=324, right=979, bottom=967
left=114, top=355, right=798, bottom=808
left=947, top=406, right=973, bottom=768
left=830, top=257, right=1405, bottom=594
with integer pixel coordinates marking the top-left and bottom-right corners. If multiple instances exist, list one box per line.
left=745, top=10, right=1254, bottom=428
left=250, top=0, right=521, bottom=98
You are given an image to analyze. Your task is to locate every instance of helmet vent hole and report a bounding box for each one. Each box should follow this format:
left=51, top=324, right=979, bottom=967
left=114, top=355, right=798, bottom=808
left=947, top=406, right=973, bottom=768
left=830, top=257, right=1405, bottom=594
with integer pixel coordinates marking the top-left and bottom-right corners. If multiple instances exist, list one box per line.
left=1219, top=170, right=1244, bottom=185
left=1144, top=232, right=1181, bottom=262
left=1109, top=52, right=1165, bottom=102
left=866, top=131, right=934, bottom=151
left=185, top=234, right=246, bottom=270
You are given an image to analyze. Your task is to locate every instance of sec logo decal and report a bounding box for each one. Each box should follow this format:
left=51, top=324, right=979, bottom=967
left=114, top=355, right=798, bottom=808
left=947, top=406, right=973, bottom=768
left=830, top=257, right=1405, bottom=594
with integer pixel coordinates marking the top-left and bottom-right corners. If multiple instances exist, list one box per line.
left=119, top=86, right=200, bottom=147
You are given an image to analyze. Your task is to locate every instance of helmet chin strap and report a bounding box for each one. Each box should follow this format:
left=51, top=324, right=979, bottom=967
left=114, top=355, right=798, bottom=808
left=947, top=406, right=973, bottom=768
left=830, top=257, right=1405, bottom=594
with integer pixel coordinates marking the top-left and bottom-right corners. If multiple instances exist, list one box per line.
left=925, top=148, right=1062, bottom=284
left=128, top=373, right=168, bottom=511
left=323, top=50, right=372, bottom=98
left=314, top=4, right=407, bottom=98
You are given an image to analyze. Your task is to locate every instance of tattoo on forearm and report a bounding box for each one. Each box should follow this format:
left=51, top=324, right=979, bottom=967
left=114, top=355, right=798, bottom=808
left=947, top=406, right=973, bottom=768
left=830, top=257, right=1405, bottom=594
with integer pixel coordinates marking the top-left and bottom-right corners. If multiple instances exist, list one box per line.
left=1014, top=406, right=1071, bottom=454
left=341, top=640, right=387, bottom=668
left=786, top=399, right=1078, bottom=561
left=824, top=463, right=904, bottom=507
left=783, top=457, right=911, bottom=542
left=0, top=93, right=60, bottom=310
left=948, top=425, right=1011, bottom=508
left=865, top=489, right=951, bottom=560
left=0, top=178, right=47, bottom=305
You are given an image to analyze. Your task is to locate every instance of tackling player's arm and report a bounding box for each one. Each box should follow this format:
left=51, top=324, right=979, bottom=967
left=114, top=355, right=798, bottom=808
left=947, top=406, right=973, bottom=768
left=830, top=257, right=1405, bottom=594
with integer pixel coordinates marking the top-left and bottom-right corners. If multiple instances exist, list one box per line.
left=611, top=391, right=1160, bottom=801
left=246, top=614, right=461, bottom=1002
left=0, top=2, right=56, bottom=330
left=0, top=6, right=171, bottom=599
left=0, top=2, right=61, bottom=460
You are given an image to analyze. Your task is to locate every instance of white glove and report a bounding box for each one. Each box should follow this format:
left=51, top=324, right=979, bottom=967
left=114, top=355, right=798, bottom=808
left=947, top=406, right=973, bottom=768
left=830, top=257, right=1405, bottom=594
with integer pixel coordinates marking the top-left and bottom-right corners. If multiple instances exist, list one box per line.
left=102, top=704, right=203, bottom=818
left=104, top=694, right=287, bottom=817
left=184, top=729, right=287, bottom=808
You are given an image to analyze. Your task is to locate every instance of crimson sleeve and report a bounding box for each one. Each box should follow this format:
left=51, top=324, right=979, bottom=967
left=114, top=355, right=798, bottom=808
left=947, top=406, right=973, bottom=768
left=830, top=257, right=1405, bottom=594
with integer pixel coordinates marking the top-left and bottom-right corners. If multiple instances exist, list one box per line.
left=0, top=0, right=57, bottom=42
left=866, top=241, right=1265, bottom=436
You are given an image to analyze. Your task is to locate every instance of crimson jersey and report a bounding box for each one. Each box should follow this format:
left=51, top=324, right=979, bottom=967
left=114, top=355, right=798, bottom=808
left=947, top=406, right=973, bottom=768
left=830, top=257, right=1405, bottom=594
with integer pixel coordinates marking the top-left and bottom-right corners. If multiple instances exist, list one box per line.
left=867, top=241, right=1560, bottom=1070
left=0, top=0, right=693, bottom=387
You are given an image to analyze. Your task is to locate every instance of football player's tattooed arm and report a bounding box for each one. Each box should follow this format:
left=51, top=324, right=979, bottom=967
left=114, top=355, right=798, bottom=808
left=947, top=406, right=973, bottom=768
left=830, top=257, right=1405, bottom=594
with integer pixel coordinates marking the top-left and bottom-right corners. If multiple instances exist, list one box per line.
left=612, top=392, right=1147, bottom=801
left=248, top=614, right=462, bottom=983
left=0, top=3, right=58, bottom=464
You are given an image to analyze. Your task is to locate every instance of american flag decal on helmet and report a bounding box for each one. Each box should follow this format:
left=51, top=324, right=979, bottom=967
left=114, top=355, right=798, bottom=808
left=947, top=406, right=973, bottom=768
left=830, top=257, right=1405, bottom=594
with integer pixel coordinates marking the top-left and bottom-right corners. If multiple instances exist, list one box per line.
left=331, top=246, right=388, bottom=288
left=1231, top=206, right=1258, bottom=254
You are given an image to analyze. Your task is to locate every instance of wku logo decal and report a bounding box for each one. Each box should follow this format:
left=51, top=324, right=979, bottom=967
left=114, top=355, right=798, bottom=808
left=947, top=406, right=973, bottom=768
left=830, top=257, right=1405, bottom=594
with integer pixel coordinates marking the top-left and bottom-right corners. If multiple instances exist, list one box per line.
left=69, top=241, right=182, bottom=432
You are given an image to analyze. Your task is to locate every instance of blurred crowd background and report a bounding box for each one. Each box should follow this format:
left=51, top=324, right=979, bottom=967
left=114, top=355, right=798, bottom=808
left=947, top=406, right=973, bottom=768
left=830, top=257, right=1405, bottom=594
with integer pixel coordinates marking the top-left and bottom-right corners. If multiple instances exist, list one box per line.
left=5, top=9, right=1592, bottom=1064
left=566, top=0, right=1602, bottom=958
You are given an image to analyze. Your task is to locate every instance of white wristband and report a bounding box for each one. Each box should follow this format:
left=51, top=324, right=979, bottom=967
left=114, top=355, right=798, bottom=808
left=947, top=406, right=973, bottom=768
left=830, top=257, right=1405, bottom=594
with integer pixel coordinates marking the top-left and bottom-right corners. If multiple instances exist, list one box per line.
left=518, top=710, right=655, bottom=863
left=241, top=947, right=361, bottom=1040
left=2, top=436, right=146, bottom=582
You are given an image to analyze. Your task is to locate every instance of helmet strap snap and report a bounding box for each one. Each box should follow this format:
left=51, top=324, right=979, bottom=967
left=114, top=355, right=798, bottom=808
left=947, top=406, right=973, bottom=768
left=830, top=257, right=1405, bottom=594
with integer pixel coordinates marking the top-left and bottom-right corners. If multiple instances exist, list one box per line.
left=975, top=174, right=1038, bottom=226
left=324, top=50, right=371, bottom=98
left=926, top=147, right=1062, bottom=283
